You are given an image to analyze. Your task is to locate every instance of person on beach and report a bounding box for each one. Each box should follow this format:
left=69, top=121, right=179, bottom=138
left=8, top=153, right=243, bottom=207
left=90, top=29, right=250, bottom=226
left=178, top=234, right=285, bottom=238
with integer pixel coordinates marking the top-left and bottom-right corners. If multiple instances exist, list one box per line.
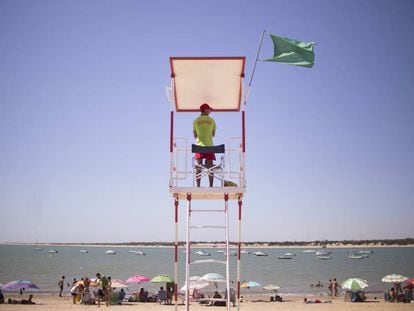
left=138, top=287, right=147, bottom=302
left=389, top=287, right=396, bottom=302
left=95, top=273, right=104, bottom=307
left=166, top=285, right=173, bottom=304
left=82, top=277, right=94, bottom=305
left=70, top=283, right=84, bottom=304
left=304, top=297, right=331, bottom=303
left=104, top=276, right=112, bottom=307
left=0, top=289, right=4, bottom=304
left=117, top=289, right=126, bottom=305
left=395, top=282, right=403, bottom=300
left=20, top=294, right=35, bottom=304
left=58, top=275, right=65, bottom=297
left=157, top=286, right=167, bottom=304
left=212, top=291, right=225, bottom=306
left=328, top=279, right=332, bottom=295
left=193, top=103, right=216, bottom=187
left=333, top=278, right=339, bottom=296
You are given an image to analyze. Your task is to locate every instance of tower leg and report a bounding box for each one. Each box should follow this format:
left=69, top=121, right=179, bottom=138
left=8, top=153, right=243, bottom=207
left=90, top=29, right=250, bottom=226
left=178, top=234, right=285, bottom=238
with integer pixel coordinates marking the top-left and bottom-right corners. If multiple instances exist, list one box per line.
left=185, top=193, right=192, bottom=311
left=174, top=196, right=179, bottom=311
left=224, top=194, right=230, bottom=310
left=237, top=197, right=242, bottom=311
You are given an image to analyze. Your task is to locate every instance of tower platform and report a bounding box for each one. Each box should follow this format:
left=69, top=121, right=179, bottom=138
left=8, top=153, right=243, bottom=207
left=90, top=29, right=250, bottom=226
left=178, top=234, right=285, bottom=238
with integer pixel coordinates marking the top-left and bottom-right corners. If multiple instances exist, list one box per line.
left=170, top=186, right=245, bottom=200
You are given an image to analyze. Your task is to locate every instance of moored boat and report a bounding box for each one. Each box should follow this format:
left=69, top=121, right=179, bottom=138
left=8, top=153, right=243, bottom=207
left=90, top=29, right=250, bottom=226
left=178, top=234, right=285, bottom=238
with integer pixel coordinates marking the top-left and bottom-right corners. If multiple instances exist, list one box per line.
left=348, top=254, right=364, bottom=259
left=195, top=250, right=211, bottom=256
left=315, top=250, right=331, bottom=256
left=317, top=255, right=332, bottom=260
left=253, top=251, right=268, bottom=256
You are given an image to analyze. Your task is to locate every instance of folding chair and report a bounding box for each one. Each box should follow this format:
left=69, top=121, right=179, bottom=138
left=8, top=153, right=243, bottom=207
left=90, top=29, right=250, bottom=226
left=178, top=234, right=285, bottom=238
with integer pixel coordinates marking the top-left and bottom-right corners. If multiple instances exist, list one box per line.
left=192, top=144, right=225, bottom=187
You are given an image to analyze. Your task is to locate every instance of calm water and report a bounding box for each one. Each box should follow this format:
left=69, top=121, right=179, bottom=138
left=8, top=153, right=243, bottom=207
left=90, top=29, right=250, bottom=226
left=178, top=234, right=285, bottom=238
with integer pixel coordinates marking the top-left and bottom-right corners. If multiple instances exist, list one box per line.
left=0, top=245, right=413, bottom=295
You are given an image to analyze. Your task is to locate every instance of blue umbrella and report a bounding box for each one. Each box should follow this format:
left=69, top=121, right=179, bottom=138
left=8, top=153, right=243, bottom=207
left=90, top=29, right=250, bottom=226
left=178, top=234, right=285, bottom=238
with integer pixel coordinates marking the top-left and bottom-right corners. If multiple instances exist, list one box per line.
left=241, top=281, right=261, bottom=288
left=2, top=280, right=40, bottom=291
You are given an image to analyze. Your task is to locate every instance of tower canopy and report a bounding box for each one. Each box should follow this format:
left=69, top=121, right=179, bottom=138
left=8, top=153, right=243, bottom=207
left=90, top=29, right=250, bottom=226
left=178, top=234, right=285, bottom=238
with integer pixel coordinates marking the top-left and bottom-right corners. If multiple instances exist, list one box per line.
left=170, top=57, right=245, bottom=112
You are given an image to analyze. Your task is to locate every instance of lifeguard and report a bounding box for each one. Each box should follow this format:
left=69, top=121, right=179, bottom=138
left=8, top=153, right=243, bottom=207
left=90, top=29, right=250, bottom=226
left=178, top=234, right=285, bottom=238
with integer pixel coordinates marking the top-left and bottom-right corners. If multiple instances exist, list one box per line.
left=193, top=103, right=216, bottom=187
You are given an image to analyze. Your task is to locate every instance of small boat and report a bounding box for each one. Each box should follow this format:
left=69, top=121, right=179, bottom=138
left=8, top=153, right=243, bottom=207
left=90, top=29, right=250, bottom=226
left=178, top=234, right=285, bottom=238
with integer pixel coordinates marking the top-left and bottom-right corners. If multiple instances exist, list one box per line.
left=195, top=250, right=211, bottom=256
left=105, top=250, right=116, bottom=255
left=348, top=254, right=363, bottom=259
left=216, top=250, right=225, bottom=253
left=48, top=249, right=58, bottom=253
left=240, top=250, right=251, bottom=254
left=278, top=255, right=293, bottom=260
left=317, top=255, right=332, bottom=260
left=80, top=249, right=88, bottom=253
left=132, top=250, right=146, bottom=255
left=303, top=250, right=317, bottom=253
left=315, top=251, right=331, bottom=256
left=253, top=251, right=268, bottom=256
left=284, top=252, right=296, bottom=256
left=355, top=250, right=373, bottom=254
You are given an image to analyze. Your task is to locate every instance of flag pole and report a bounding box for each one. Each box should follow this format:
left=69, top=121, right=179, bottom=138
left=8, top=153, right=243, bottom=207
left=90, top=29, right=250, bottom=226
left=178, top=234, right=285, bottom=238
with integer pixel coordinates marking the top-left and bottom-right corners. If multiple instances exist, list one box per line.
left=244, top=29, right=266, bottom=105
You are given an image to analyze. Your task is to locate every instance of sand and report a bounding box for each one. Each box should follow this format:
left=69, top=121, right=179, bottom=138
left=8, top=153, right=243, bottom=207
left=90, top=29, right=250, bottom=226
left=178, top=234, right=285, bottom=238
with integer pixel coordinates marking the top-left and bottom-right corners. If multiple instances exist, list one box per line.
left=0, top=293, right=412, bottom=311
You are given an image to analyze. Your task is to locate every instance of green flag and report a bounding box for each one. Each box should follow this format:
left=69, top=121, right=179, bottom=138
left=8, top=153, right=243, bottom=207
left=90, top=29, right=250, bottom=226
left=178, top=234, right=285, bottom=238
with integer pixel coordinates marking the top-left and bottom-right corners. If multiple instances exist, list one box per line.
left=264, top=33, right=315, bottom=68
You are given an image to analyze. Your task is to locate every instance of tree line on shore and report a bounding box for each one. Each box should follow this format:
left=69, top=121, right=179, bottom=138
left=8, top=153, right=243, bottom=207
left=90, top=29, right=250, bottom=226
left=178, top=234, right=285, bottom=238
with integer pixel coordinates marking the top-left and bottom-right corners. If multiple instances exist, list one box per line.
left=44, top=238, right=413, bottom=247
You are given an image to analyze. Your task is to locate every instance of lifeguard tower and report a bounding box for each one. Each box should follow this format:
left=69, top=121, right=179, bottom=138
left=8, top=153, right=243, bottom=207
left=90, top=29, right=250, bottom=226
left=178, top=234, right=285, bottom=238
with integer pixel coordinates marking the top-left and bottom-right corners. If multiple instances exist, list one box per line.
left=168, top=57, right=247, bottom=310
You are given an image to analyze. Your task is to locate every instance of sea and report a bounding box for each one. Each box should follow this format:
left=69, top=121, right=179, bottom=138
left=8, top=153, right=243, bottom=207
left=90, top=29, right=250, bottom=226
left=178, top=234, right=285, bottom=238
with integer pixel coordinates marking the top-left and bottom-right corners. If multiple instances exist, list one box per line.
left=0, top=245, right=413, bottom=297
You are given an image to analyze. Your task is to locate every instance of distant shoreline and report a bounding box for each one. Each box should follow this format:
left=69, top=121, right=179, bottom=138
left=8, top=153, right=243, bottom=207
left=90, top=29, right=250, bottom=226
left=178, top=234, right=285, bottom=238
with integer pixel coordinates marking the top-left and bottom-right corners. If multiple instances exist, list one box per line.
left=2, top=241, right=413, bottom=249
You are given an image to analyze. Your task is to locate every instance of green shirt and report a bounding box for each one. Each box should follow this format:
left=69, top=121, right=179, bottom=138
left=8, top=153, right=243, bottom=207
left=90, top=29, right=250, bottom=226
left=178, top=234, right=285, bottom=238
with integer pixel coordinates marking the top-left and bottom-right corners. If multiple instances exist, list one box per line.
left=193, top=115, right=216, bottom=146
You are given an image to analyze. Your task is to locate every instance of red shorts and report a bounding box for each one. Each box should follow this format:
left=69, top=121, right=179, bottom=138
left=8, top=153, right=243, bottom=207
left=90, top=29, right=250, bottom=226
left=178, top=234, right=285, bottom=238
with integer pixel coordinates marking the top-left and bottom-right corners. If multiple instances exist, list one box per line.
left=195, top=153, right=216, bottom=161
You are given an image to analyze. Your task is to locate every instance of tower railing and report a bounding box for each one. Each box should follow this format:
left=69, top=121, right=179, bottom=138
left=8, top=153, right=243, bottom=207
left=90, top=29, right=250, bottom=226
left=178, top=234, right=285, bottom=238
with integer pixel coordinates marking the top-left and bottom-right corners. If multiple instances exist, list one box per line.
left=169, top=137, right=246, bottom=191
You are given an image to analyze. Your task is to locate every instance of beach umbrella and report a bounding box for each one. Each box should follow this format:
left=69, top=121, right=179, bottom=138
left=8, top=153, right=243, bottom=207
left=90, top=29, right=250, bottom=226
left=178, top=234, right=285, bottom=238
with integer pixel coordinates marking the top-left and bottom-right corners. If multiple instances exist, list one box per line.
left=2, top=280, right=40, bottom=291
left=126, top=275, right=151, bottom=283
left=263, top=284, right=281, bottom=291
left=381, top=274, right=408, bottom=283
left=341, top=278, right=368, bottom=291
left=403, top=278, right=414, bottom=289
left=111, top=280, right=128, bottom=288
left=150, top=274, right=174, bottom=283
left=180, top=275, right=211, bottom=292
left=241, top=281, right=261, bottom=288
left=180, top=282, right=210, bottom=292
left=201, top=273, right=226, bottom=283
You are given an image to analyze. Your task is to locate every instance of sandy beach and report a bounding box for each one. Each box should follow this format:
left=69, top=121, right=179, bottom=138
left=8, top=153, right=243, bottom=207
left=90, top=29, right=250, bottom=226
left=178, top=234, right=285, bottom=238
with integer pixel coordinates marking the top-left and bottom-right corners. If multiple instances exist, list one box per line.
left=0, top=293, right=413, bottom=311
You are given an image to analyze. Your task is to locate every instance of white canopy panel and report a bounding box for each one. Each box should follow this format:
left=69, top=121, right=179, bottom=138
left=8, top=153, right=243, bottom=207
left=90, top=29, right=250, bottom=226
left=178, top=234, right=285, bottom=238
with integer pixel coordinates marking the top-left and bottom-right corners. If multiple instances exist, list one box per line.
left=170, top=57, right=245, bottom=112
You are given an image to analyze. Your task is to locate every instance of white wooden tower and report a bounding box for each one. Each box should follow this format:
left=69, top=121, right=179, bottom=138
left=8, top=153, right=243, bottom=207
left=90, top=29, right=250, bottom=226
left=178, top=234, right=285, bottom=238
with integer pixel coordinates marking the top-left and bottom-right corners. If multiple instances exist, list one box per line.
left=168, top=57, right=247, bottom=311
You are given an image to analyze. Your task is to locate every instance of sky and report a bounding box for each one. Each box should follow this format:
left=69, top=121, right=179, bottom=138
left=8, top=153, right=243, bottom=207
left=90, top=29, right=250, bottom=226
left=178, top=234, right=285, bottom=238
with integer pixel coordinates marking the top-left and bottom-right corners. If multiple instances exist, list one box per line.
left=1, top=0, right=413, bottom=243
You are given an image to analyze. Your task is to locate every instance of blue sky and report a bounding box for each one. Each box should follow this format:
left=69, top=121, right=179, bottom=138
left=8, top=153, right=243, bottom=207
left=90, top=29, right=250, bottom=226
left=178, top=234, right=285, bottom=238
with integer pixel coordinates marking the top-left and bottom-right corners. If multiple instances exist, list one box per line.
left=1, top=0, right=413, bottom=243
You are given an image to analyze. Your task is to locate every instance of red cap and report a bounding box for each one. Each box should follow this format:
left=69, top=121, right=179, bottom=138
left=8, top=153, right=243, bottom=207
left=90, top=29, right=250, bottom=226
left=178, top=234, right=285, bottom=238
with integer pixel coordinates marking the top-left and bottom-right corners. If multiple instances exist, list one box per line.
left=200, top=103, right=212, bottom=111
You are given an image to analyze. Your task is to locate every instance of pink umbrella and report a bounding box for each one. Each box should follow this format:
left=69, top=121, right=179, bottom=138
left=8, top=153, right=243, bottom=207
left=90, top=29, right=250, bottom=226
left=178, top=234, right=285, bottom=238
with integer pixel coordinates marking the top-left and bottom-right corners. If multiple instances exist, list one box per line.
left=126, top=275, right=150, bottom=284
left=403, top=278, right=414, bottom=289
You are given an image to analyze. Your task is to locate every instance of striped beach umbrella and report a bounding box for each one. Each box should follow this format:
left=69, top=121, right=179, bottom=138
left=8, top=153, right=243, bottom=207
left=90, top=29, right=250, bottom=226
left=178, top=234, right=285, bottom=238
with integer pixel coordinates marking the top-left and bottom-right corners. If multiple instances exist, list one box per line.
left=382, top=274, right=408, bottom=283
left=341, top=278, right=368, bottom=291
left=2, top=280, right=40, bottom=291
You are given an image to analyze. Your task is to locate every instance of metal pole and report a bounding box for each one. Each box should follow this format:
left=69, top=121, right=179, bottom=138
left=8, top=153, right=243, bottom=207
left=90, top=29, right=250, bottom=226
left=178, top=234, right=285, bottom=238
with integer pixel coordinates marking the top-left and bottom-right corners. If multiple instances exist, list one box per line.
left=224, top=194, right=230, bottom=310
left=244, top=30, right=266, bottom=105
left=185, top=193, right=192, bottom=311
left=174, top=196, right=179, bottom=311
left=237, top=197, right=242, bottom=311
